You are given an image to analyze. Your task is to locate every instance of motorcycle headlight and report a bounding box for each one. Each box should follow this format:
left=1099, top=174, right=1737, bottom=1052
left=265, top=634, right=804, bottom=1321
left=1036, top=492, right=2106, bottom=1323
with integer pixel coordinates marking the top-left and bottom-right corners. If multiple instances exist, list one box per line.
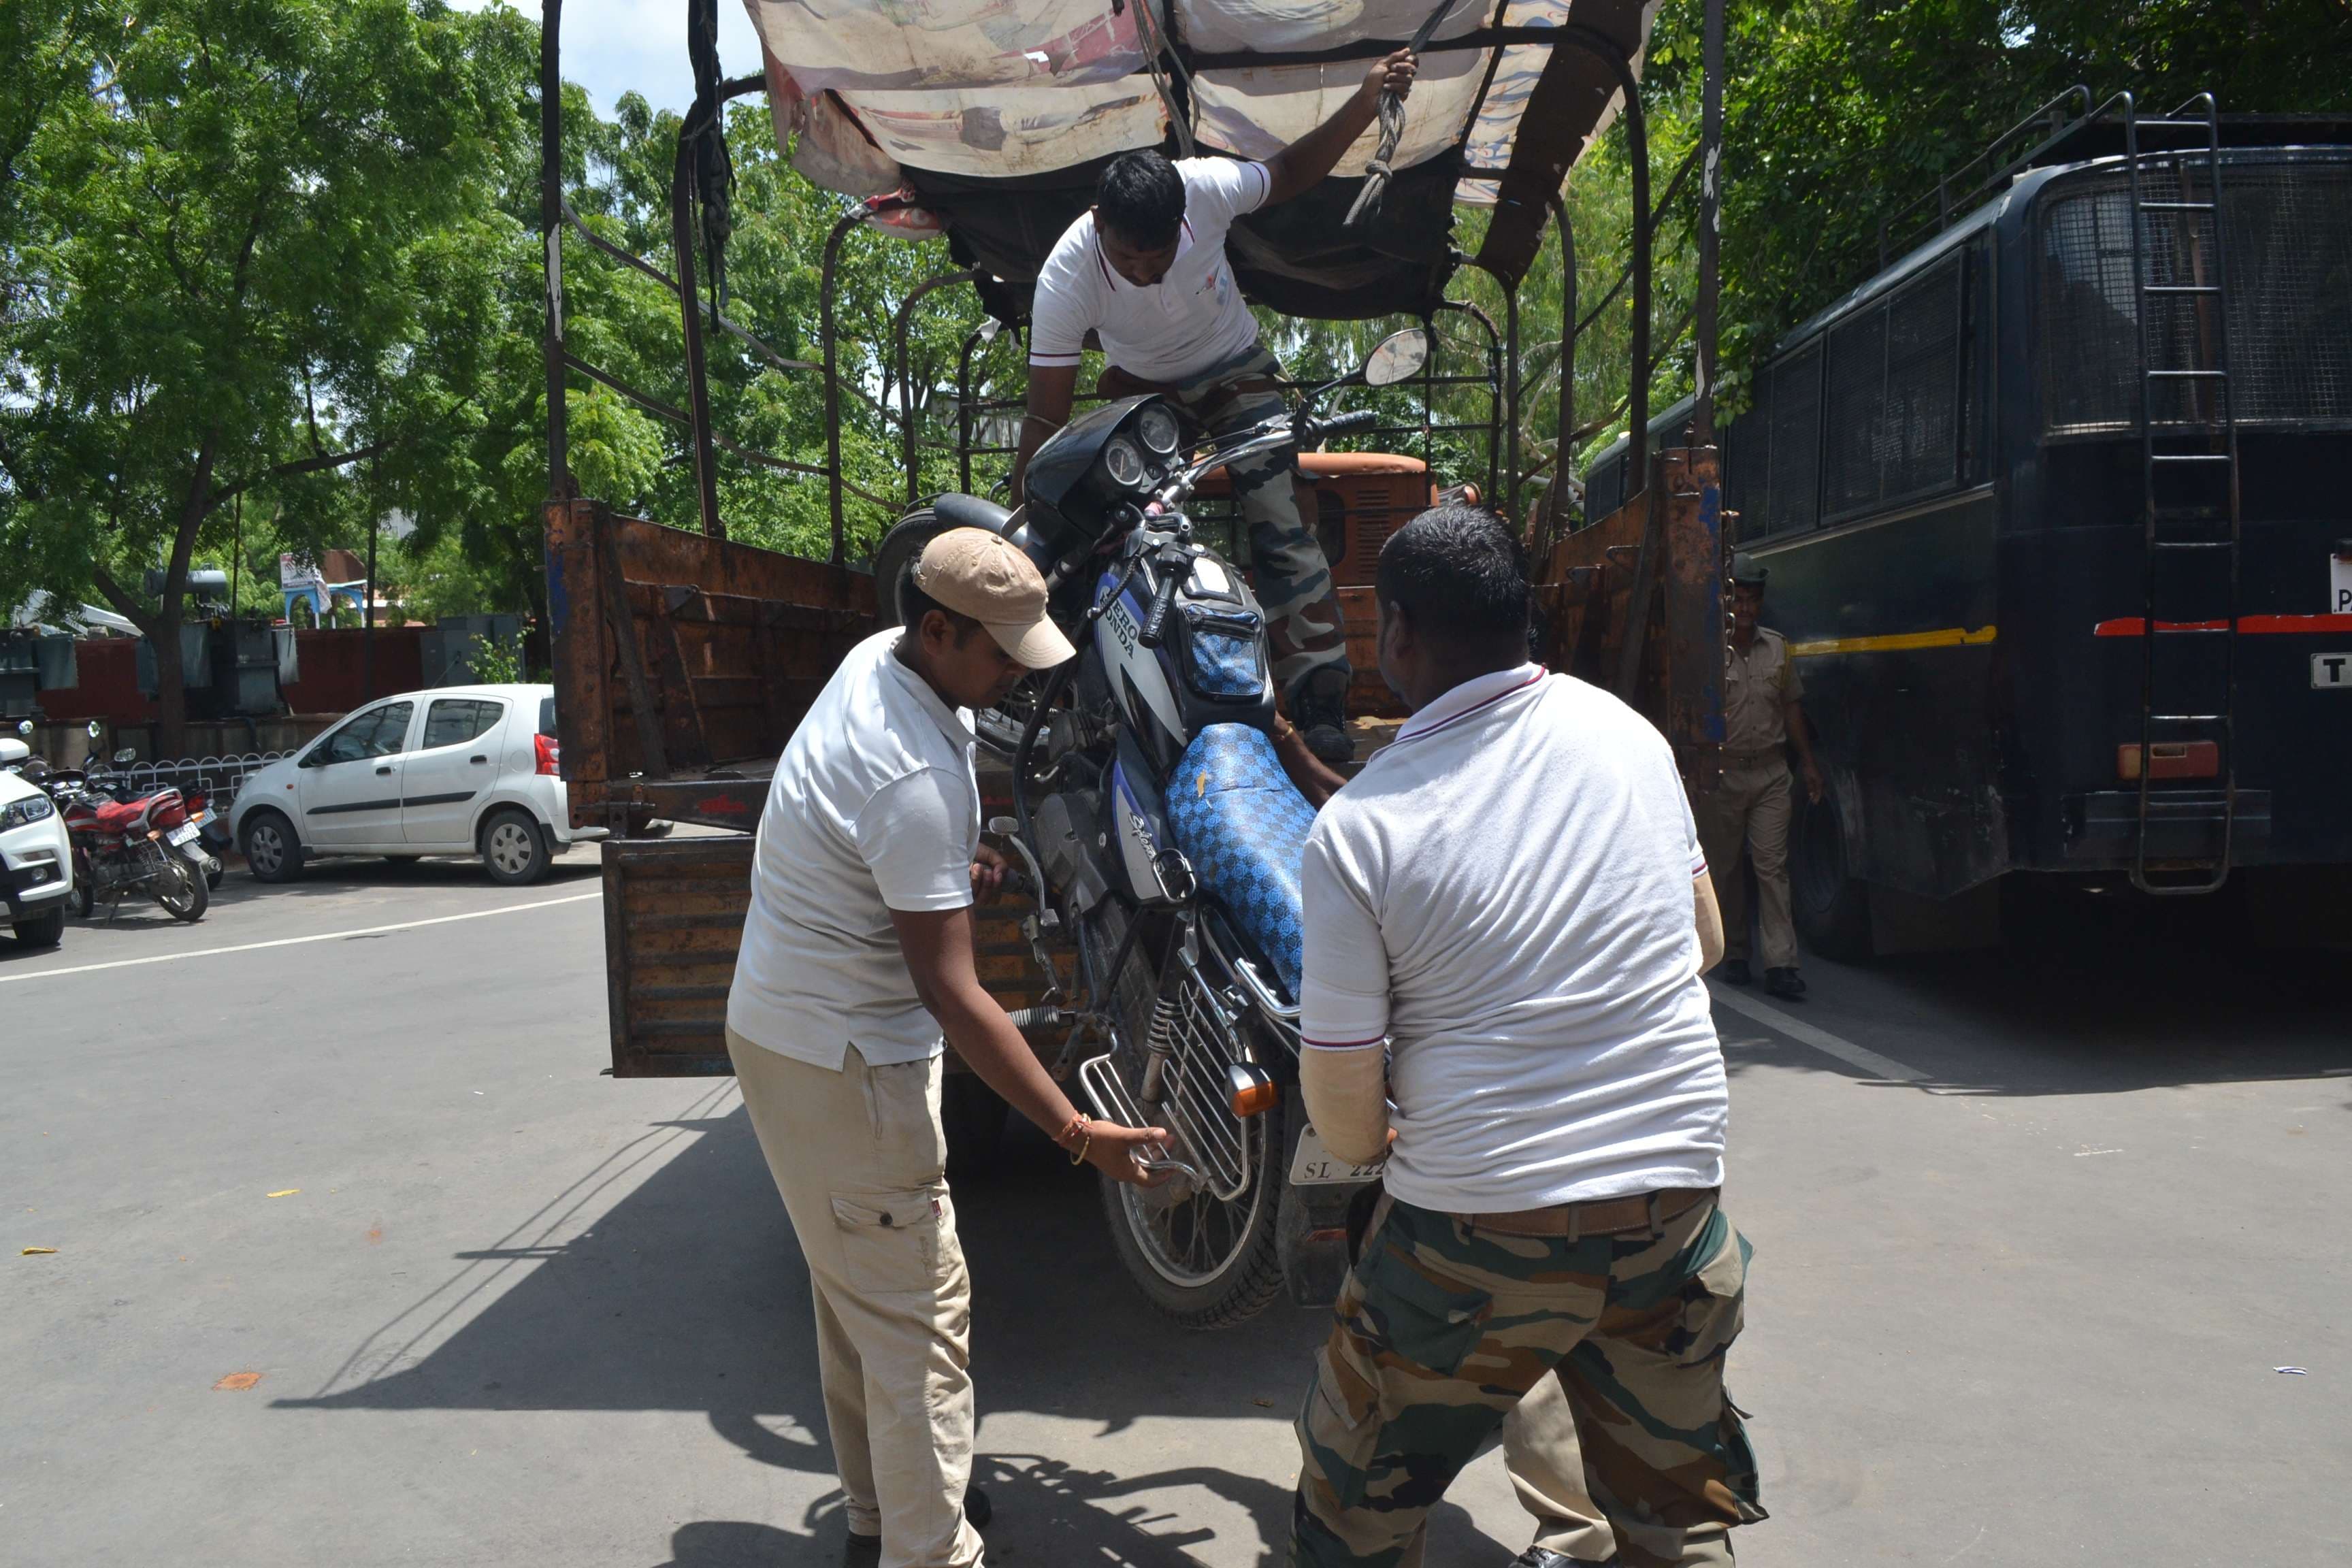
left=1, top=794, right=56, bottom=830
left=1136, top=404, right=1180, bottom=456
left=1102, top=435, right=1147, bottom=489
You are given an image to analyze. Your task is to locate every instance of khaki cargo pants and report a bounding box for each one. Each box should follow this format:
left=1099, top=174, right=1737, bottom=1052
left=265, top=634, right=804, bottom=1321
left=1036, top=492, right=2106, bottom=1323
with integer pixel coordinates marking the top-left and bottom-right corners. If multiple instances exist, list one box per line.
left=728, top=1029, right=985, bottom=1568
left=1100, top=344, right=1349, bottom=704
left=1292, top=1194, right=1764, bottom=1568
left=1692, top=756, right=1797, bottom=970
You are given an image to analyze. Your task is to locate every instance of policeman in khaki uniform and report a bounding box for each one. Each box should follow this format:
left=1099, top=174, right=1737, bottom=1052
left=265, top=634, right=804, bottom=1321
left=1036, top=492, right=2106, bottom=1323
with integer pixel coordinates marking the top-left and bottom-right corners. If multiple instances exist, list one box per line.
left=1693, top=561, right=1825, bottom=1000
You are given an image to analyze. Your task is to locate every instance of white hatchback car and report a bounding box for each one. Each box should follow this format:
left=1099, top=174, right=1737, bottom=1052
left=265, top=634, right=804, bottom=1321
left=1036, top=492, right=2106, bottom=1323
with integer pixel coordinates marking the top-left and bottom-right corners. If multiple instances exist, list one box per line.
left=1, top=733, right=74, bottom=947
left=230, top=684, right=603, bottom=886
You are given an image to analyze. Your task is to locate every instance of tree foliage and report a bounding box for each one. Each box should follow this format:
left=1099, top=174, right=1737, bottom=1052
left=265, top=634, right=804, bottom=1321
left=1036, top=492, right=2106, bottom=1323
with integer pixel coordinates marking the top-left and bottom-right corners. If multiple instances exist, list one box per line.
left=1, top=0, right=532, bottom=749
left=7, top=0, right=2348, bottom=752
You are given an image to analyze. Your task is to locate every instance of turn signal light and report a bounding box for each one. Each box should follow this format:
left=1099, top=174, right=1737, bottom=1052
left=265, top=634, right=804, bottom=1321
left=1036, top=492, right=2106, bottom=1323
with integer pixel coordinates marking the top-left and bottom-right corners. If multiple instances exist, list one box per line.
left=1228, top=1062, right=1279, bottom=1118
left=2117, top=740, right=2219, bottom=781
left=534, top=732, right=561, bottom=776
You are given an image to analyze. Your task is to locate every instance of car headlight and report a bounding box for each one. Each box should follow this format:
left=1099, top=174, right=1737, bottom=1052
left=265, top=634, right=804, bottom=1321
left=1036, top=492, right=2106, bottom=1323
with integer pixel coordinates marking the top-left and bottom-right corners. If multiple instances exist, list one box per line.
left=1, top=794, right=56, bottom=831
left=1136, top=404, right=1180, bottom=456
left=1102, top=435, right=1147, bottom=488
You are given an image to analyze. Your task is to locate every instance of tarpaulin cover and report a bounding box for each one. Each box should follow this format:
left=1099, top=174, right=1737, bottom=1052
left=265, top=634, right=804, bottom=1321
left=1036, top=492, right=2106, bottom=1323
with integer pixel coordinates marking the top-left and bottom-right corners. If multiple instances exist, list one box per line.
left=746, top=0, right=1658, bottom=318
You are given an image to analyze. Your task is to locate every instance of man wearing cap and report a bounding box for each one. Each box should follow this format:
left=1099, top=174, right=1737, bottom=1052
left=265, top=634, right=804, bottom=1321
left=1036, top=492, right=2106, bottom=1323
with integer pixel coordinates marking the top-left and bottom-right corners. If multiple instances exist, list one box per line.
left=1693, top=564, right=1825, bottom=1000
left=727, top=528, right=1167, bottom=1568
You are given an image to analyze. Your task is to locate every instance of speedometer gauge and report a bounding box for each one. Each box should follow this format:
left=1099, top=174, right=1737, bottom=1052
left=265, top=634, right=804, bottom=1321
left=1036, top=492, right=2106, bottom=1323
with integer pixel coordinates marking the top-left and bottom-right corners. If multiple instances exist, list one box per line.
left=1103, top=435, right=1147, bottom=487
left=1136, top=404, right=1180, bottom=455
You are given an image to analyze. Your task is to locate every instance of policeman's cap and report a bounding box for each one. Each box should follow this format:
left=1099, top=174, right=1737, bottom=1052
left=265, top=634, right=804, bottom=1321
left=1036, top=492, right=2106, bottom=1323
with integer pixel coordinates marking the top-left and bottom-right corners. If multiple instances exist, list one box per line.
left=1729, top=554, right=1768, bottom=589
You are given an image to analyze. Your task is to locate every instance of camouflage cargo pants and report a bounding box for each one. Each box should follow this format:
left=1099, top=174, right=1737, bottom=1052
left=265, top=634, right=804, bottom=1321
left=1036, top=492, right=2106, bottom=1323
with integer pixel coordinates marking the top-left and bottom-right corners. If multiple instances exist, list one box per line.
left=1104, top=345, right=1350, bottom=704
left=1292, top=1192, right=1764, bottom=1568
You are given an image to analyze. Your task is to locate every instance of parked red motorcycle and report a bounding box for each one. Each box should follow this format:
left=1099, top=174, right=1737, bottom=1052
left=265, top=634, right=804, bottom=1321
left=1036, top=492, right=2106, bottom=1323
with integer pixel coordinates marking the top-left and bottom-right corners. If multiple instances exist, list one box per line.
left=54, top=753, right=209, bottom=922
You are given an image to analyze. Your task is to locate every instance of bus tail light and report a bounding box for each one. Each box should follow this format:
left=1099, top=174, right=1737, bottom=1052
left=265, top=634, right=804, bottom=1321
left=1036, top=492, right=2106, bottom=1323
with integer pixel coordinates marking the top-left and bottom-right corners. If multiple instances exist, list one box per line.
left=2117, top=740, right=2219, bottom=781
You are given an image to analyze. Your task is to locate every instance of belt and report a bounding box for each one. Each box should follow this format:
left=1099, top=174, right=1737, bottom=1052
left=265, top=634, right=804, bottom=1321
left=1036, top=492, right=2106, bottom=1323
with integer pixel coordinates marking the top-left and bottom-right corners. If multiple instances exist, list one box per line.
left=1456, top=1186, right=1716, bottom=1240
left=1720, top=747, right=1786, bottom=765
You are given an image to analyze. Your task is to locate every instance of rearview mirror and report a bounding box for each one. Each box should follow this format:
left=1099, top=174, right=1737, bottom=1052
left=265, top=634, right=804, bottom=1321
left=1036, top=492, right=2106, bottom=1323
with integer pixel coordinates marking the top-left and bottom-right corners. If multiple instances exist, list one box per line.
left=14, top=719, right=29, bottom=737
left=114, top=747, right=136, bottom=765
left=1362, top=328, right=1430, bottom=388
left=86, top=720, right=101, bottom=740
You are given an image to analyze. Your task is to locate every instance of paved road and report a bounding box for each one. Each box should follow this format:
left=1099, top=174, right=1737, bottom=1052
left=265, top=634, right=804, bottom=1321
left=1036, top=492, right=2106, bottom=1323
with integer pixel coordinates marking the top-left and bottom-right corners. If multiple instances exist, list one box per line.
left=4, top=866, right=2346, bottom=1567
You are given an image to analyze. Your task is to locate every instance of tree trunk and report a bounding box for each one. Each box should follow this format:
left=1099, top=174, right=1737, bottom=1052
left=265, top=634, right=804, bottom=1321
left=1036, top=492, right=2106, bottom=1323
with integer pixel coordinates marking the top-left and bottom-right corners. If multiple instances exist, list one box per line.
left=152, top=600, right=187, bottom=760
left=154, top=427, right=224, bottom=760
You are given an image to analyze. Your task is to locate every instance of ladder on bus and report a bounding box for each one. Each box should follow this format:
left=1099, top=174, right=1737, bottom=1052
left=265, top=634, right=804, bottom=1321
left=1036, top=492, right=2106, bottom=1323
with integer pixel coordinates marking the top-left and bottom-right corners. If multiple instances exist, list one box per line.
left=2124, top=92, right=2241, bottom=895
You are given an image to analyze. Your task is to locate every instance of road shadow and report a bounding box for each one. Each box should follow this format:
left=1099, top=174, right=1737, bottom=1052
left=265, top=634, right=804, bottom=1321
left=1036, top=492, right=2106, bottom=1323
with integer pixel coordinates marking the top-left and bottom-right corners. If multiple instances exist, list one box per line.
left=1722, top=879, right=2352, bottom=1098
left=272, top=1092, right=1480, bottom=1566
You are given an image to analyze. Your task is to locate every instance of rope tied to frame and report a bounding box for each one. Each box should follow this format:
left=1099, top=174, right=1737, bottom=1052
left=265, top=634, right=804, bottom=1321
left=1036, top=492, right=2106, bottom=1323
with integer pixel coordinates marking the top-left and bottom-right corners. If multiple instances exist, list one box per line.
left=1343, top=0, right=1463, bottom=230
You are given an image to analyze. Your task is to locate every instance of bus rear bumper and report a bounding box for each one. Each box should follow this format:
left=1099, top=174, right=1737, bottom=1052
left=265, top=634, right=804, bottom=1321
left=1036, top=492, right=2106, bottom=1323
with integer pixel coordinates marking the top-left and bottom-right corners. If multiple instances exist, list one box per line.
left=2061, top=789, right=2274, bottom=866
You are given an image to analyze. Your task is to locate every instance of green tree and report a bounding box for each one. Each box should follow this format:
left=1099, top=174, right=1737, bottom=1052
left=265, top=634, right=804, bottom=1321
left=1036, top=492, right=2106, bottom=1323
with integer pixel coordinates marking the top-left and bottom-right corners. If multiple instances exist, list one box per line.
left=0, top=0, right=534, bottom=753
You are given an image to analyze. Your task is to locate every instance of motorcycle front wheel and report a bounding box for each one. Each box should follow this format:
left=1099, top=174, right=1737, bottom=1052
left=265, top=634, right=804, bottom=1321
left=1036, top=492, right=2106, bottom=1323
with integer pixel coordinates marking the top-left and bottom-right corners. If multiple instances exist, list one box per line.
left=1097, top=1107, right=1283, bottom=1328
left=1084, top=902, right=1285, bottom=1328
left=155, top=847, right=209, bottom=922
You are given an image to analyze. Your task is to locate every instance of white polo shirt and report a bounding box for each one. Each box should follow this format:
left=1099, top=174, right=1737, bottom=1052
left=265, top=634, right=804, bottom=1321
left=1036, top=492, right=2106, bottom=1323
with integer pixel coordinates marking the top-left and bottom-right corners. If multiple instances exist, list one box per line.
left=726, top=630, right=980, bottom=1069
left=1028, top=157, right=1272, bottom=384
left=1299, top=665, right=1728, bottom=1213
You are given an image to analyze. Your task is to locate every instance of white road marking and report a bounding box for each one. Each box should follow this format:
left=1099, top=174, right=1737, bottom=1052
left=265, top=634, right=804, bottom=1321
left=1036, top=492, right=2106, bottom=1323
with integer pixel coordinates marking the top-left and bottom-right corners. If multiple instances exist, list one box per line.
left=1708, top=981, right=1929, bottom=1083
left=0, top=892, right=600, bottom=987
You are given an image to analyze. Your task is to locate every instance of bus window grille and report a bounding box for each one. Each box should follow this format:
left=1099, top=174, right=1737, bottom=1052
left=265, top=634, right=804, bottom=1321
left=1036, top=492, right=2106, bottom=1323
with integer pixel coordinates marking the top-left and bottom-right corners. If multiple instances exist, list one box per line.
left=1824, top=308, right=1888, bottom=514
left=1822, top=258, right=1961, bottom=519
left=2040, top=158, right=2352, bottom=433
left=2218, top=162, right=2352, bottom=425
left=1765, top=341, right=1821, bottom=532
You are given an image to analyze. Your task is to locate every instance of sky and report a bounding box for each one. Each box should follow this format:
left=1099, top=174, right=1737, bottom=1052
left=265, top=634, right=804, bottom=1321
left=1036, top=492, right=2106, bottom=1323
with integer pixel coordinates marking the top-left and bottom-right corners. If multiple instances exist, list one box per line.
left=453, top=0, right=765, bottom=117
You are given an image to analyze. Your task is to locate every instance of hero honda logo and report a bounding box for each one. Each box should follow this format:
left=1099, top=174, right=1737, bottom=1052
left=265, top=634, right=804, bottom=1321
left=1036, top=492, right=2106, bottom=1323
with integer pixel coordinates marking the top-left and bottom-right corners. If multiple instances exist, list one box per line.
left=1105, top=593, right=1142, bottom=659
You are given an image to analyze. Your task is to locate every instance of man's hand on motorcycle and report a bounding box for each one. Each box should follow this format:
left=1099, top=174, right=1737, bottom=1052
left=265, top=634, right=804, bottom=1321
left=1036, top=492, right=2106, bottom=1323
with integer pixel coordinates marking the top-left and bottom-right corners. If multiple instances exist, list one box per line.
left=1087, top=1120, right=1176, bottom=1186
left=970, top=843, right=1010, bottom=900
left=1365, top=48, right=1416, bottom=101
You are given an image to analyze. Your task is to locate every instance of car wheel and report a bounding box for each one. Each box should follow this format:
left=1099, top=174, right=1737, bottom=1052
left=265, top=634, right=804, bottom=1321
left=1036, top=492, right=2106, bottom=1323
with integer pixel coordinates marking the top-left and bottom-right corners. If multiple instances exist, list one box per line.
left=480, top=808, right=551, bottom=886
left=11, top=905, right=65, bottom=949
left=241, top=810, right=305, bottom=883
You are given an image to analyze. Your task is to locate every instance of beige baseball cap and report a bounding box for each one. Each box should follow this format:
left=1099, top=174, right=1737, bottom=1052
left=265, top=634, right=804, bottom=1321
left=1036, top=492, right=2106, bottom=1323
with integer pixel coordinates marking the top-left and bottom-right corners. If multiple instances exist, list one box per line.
left=911, top=528, right=1076, bottom=668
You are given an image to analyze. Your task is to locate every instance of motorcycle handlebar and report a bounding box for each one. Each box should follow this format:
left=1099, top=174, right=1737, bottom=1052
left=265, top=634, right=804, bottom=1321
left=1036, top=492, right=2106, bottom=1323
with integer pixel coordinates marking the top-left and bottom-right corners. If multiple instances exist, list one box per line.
left=1310, top=408, right=1379, bottom=438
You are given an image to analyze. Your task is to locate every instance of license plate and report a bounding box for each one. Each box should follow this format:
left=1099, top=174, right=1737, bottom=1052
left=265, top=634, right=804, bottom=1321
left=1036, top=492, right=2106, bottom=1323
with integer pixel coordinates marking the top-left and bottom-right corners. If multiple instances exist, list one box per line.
left=166, top=822, right=201, bottom=845
left=1288, top=1124, right=1386, bottom=1186
left=2314, top=653, right=2352, bottom=689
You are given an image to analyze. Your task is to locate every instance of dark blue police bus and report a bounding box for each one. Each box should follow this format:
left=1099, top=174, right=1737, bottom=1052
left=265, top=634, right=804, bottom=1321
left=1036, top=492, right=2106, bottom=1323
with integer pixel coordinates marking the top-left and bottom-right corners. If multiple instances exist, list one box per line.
left=1582, top=97, right=2351, bottom=953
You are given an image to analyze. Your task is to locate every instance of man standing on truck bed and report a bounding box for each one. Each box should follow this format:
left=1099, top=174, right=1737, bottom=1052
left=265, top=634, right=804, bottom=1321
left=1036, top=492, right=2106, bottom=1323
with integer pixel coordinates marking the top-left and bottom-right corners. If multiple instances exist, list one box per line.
left=1009, top=47, right=1419, bottom=768
left=725, top=528, right=1167, bottom=1568
left=1694, top=561, right=1825, bottom=1000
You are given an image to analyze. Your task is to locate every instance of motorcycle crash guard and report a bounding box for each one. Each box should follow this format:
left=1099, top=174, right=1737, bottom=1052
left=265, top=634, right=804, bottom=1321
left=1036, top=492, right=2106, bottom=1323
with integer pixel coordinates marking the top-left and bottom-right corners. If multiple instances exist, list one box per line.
left=1163, top=723, right=1316, bottom=1000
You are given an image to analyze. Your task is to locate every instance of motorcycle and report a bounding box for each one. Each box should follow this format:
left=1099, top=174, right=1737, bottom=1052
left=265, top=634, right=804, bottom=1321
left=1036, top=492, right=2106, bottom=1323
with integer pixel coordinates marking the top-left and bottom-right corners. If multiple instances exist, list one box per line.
left=872, top=328, right=1429, bottom=1325
left=53, top=748, right=211, bottom=923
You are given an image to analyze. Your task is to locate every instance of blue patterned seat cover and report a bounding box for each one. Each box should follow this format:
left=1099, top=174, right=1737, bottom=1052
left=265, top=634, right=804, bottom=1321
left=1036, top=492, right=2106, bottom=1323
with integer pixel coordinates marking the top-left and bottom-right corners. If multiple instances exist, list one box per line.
left=1164, top=723, right=1316, bottom=999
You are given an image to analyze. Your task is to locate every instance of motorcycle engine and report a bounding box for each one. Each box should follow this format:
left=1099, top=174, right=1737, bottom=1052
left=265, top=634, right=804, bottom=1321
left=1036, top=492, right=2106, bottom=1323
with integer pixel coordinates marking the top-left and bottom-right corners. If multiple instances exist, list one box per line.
left=1032, top=787, right=1108, bottom=917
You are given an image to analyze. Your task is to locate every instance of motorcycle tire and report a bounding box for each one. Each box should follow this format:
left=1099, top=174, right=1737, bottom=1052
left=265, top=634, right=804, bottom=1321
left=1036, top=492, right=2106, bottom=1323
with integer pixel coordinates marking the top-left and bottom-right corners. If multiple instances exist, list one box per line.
left=1085, top=903, right=1285, bottom=1328
left=157, top=847, right=208, bottom=922
left=1097, top=1111, right=1284, bottom=1330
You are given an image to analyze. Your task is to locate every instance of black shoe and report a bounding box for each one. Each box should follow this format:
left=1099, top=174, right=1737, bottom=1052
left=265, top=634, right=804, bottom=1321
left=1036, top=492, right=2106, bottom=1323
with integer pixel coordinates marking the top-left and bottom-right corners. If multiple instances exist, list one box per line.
left=1292, top=670, right=1355, bottom=768
left=1511, top=1548, right=1616, bottom=1568
left=1716, top=958, right=1752, bottom=985
left=1764, top=966, right=1807, bottom=1000
left=843, top=1488, right=990, bottom=1563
